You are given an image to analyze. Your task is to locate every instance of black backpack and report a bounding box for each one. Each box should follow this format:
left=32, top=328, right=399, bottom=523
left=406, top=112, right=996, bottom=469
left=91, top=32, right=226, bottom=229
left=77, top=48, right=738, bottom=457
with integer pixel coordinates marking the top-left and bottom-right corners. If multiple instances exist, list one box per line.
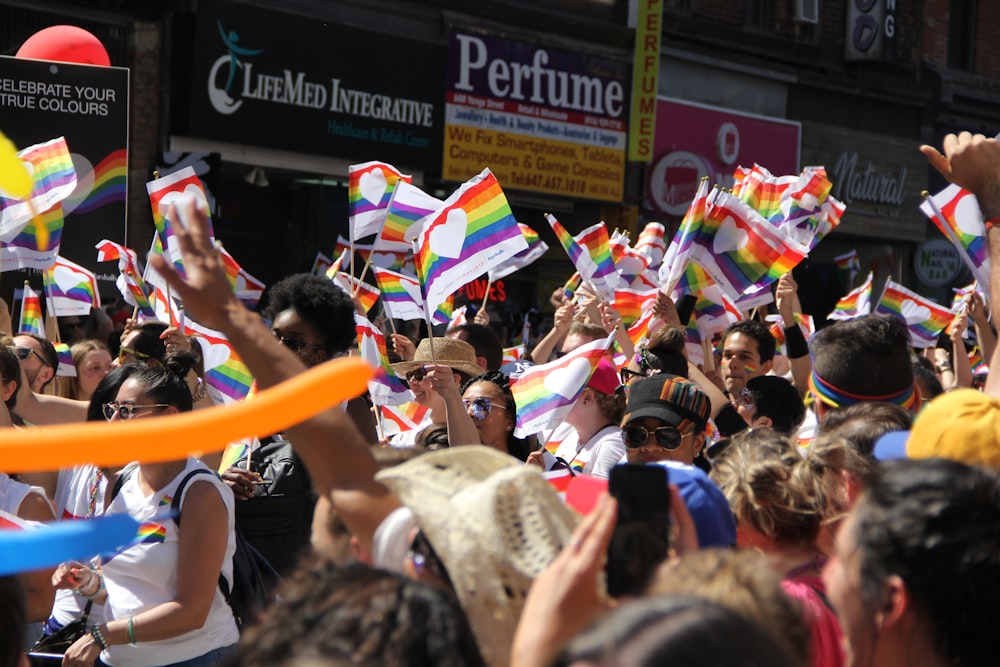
left=114, top=465, right=280, bottom=631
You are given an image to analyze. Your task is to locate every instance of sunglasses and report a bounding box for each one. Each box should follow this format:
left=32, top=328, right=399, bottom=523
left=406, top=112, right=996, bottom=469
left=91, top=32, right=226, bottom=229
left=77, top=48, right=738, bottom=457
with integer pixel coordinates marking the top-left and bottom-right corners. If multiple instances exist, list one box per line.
left=404, top=368, right=427, bottom=386
left=620, top=367, right=649, bottom=385
left=274, top=335, right=320, bottom=354
left=462, top=396, right=507, bottom=421
left=102, top=402, right=171, bottom=421
left=10, top=346, right=50, bottom=367
left=623, top=424, right=688, bottom=450
left=117, top=347, right=154, bottom=364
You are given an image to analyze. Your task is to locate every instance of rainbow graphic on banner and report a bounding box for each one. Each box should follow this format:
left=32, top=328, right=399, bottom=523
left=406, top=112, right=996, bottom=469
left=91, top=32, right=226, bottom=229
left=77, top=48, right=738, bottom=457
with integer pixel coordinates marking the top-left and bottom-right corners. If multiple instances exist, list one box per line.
left=690, top=187, right=808, bottom=301
left=920, top=185, right=991, bottom=289
left=875, top=279, right=954, bottom=348
left=377, top=180, right=440, bottom=251
left=634, top=222, right=666, bottom=268
left=828, top=272, right=873, bottom=322
left=17, top=283, right=43, bottom=335
left=349, top=161, right=412, bottom=240
left=490, top=223, right=550, bottom=281
left=356, top=314, right=411, bottom=407
left=44, top=255, right=99, bottom=317
left=613, top=287, right=656, bottom=325
left=1, top=204, right=64, bottom=272
left=74, top=150, right=128, bottom=215
left=512, top=335, right=612, bottom=438
left=184, top=321, right=255, bottom=403
left=52, top=342, right=75, bottom=377
left=415, top=169, right=527, bottom=314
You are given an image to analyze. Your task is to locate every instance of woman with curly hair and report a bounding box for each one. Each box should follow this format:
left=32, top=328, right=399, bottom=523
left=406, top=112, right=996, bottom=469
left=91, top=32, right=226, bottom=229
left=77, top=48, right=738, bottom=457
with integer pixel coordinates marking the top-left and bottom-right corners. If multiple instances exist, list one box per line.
left=458, top=371, right=531, bottom=461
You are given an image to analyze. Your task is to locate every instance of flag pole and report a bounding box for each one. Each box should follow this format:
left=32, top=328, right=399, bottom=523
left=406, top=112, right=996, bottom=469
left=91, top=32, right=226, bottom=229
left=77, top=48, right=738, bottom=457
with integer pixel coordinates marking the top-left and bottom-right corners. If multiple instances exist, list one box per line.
left=480, top=273, right=493, bottom=313
left=353, top=253, right=375, bottom=297
left=413, top=239, right=437, bottom=365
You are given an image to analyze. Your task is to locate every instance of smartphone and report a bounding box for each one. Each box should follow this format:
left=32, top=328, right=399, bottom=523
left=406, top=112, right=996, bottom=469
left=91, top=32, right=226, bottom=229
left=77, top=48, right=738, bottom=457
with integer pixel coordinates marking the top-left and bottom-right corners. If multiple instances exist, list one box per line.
left=605, top=464, right=671, bottom=598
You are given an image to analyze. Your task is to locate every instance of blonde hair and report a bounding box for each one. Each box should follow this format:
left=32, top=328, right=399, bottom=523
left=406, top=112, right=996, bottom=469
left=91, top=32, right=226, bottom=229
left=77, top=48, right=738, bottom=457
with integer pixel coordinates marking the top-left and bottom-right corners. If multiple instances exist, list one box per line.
left=652, top=549, right=811, bottom=665
left=806, top=434, right=871, bottom=521
left=58, top=339, right=112, bottom=400
left=709, top=431, right=827, bottom=547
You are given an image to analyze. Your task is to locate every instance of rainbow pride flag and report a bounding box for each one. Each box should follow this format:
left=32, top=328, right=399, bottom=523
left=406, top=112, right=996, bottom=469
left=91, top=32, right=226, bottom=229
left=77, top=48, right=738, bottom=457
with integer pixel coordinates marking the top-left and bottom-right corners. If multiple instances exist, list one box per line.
left=692, top=284, right=742, bottom=336
left=969, top=347, right=990, bottom=375
left=613, top=287, right=657, bottom=325
left=546, top=215, right=620, bottom=302
left=610, top=230, right=650, bottom=285
left=0, top=137, right=76, bottom=242
left=490, top=223, right=550, bottom=281
left=691, top=187, right=808, bottom=301
left=332, top=273, right=381, bottom=314
left=376, top=180, right=441, bottom=252
left=73, top=149, right=127, bottom=215
left=380, top=402, right=430, bottom=436
left=374, top=265, right=427, bottom=322
left=659, top=177, right=709, bottom=294
left=503, top=344, right=526, bottom=365
left=184, top=320, right=255, bottom=403
left=920, top=185, right=991, bottom=289
left=834, top=249, right=861, bottom=286
left=349, top=161, right=412, bottom=240
left=53, top=341, right=76, bottom=377
left=0, top=203, right=64, bottom=271
left=448, top=305, right=468, bottom=328
left=828, top=272, right=873, bottom=321
left=44, top=255, right=99, bottom=317
left=217, top=245, right=266, bottom=310
left=96, top=239, right=157, bottom=319
left=626, top=307, right=657, bottom=348
left=415, top=169, right=527, bottom=315
left=512, top=334, right=613, bottom=437
left=634, top=222, right=666, bottom=269
left=356, top=313, right=412, bottom=407
left=146, top=167, right=214, bottom=275
left=311, top=252, right=332, bottom=276
left=562, top=272, right=582, bottom=300
left=17, top=283, right=43, bottom=335
left=875, top=279, right=954, bottom=348
left=951, top=281, right=978, bottom=313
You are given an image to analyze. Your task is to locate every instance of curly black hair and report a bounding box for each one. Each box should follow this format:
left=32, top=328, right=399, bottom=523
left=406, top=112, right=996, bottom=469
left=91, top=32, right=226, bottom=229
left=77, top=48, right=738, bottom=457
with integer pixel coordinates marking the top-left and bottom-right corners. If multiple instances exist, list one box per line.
left=263, top=274, right=357, bottom=357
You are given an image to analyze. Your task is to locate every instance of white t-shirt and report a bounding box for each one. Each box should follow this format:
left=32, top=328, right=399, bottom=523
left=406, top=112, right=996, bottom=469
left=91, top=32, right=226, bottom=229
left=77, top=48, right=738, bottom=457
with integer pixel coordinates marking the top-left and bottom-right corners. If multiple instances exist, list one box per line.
left=546, top=423, right=626, bottom=479
left=101, top=459, right=239, bottom=666
left=0, top=472, right=46, bottom=518
left=388, top=416, right=435, bottom=448
left=48, top=466, right=110, bottom=630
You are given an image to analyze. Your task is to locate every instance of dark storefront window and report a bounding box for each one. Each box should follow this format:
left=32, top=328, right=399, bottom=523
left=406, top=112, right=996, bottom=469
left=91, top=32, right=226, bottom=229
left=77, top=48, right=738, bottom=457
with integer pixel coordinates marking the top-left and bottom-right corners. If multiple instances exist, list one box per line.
left=947, top=1, right=977, bottom=72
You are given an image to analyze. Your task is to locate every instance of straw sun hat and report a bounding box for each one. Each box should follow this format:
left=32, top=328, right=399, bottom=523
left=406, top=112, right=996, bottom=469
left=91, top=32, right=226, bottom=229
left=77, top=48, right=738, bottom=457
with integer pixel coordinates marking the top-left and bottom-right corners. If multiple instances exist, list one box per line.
left=391, top=337, right=484, bottom=378
left=376, top=445, right=579, bottom=667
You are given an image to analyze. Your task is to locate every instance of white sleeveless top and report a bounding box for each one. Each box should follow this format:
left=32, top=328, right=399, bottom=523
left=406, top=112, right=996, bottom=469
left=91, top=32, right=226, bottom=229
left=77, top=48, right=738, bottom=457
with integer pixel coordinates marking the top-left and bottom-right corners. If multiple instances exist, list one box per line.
left=49, top=466, right=110, bottom=629
left=0, top=472, right=47, bottom=518
left=101, top=459, right=239, bottom=666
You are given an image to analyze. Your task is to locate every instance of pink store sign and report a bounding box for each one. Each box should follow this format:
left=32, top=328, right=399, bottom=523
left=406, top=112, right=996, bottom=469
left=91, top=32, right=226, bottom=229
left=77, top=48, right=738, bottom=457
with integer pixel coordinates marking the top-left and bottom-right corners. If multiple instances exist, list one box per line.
left=647, top=97, right=800, bottom=216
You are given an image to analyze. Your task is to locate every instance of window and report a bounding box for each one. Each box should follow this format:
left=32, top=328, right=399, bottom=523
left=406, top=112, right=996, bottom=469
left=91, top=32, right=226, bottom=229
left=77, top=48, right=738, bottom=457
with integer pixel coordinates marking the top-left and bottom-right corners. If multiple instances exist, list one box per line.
left=947, top=1, right=977, bottom=71
left=745, top=0, right=772, bottom=31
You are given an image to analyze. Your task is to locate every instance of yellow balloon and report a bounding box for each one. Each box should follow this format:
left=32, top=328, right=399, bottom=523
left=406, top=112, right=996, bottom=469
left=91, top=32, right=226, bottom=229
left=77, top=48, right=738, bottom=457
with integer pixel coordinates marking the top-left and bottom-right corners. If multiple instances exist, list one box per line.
left=0, top=131, right=32, bottom=199
left=0, top=356, right=375, bottom=472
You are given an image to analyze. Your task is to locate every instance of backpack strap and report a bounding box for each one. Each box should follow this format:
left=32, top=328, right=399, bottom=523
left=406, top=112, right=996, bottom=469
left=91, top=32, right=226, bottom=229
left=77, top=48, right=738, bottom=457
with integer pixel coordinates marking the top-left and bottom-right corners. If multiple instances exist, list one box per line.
left=110, top=462, right=140, bottom=503
left=169, top=468, right=240, bottom=626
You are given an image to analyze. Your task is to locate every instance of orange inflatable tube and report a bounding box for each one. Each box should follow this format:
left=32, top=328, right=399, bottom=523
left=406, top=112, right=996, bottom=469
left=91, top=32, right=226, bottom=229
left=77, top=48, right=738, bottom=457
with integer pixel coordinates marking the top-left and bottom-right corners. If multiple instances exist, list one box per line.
left=1, top=357, right=374, bottom=472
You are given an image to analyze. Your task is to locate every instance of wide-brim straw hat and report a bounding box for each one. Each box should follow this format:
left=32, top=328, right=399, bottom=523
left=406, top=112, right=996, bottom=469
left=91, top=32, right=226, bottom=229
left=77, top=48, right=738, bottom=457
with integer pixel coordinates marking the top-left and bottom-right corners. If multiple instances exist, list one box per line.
left=376, top=446, right=579, bottom=667
left=391, top=337, right=484, bottom=378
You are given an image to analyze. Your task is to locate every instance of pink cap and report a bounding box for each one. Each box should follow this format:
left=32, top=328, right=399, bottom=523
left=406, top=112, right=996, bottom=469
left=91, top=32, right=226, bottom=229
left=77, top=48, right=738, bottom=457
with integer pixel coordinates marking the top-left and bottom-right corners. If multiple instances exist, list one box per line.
left=588, top=359, right=622, bottom=395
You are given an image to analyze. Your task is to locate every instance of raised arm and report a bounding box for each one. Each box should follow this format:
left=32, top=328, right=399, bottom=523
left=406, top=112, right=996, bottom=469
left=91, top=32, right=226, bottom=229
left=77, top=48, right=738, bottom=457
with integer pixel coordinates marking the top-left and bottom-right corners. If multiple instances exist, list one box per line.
left=149, top=198, right=399, bottom=554
left=775, top=273, right=811, bottom=394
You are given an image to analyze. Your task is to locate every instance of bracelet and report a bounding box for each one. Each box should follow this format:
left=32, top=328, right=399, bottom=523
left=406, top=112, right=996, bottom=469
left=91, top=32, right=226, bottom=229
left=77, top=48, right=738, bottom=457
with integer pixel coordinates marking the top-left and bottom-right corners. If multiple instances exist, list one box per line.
left=74, top=570, right=103, bottom=599
left=89, top=624, right=109, bottom=651
left=127, top=616, right=136, bottom=645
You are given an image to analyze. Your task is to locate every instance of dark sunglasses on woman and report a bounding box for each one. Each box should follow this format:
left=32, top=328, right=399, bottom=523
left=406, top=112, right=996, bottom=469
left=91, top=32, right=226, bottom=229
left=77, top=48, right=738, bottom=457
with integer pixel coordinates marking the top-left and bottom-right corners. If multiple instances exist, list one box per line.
left=623, top=424, right=686, bottom=450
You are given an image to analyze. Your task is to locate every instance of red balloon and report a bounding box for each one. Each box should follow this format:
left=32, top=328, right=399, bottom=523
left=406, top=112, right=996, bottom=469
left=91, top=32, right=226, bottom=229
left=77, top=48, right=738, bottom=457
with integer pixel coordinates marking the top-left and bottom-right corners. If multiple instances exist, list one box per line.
left=16, top=25, right=111, bottom=67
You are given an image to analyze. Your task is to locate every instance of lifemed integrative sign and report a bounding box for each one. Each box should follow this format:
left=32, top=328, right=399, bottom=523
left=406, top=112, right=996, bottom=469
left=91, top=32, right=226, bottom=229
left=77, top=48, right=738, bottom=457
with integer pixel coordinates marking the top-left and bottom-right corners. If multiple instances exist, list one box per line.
left=183, top=0, right=444, bottom=165
left=444, top=28, right=629, bottom=203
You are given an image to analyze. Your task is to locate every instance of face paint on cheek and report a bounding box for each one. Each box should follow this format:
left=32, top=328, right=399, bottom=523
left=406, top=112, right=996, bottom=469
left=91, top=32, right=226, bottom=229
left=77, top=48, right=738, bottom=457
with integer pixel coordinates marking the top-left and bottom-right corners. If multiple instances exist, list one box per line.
left=743, top=364, right=756, bottom=375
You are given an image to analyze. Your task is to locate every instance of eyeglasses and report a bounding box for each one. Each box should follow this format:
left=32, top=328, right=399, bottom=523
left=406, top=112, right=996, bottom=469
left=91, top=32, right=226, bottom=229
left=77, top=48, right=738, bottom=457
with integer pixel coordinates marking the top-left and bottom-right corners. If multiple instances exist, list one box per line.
left=623, top=424, right=688, bottom=450
left=620, top=367, right=649, bottom=385
left=10, top=346, right=50, bottom=367
left=118, top=347, right=153, bottom=364
left=274, top=335, right=320, bottom=354
left=404, top=368, right=427, bottom=386
left=462, top=396, right=507, bottom=421
left=102, top=402, right=171, bottom=421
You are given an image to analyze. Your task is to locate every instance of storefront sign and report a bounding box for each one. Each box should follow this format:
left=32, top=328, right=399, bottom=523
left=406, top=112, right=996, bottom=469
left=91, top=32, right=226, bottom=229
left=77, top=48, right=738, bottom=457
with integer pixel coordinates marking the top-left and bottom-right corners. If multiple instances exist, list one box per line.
left=444, top=27, right=629, bottom=202
left=914, top=238, right=962, bottom=287
left=0, top=55, right=129, bottom=292
left=627, top=0, right=662, bottom=162
left=845, top=0, right=896, bottom=62
left=647, top=98, right=800, bottom=216
left=830, top=151, right=906, bottom=208
left=183, top=0, right=444, bottom=166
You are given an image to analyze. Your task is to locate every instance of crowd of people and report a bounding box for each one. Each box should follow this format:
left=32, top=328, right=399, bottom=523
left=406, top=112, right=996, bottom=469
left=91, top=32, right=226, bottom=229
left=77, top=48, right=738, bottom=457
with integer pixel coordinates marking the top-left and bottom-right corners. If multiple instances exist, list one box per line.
left=1, top=133, right=1000, bottom=667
